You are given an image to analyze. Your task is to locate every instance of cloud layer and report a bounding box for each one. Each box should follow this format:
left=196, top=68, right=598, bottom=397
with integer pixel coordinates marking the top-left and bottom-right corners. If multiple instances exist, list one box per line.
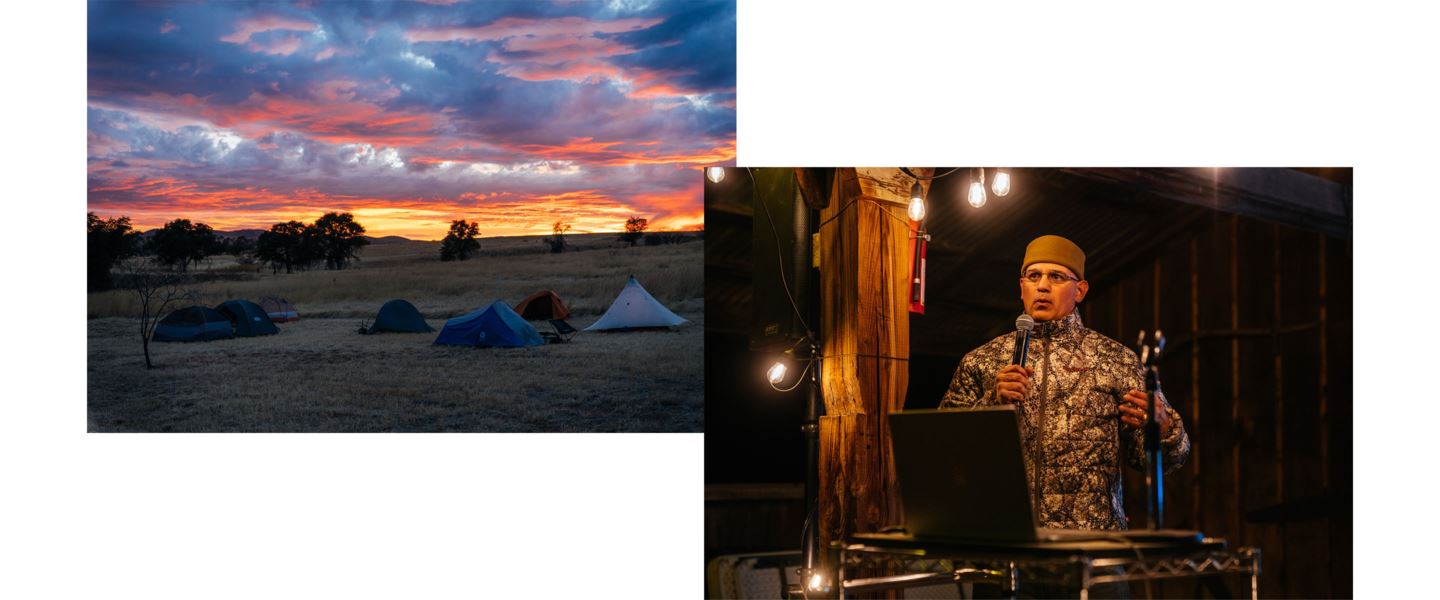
left=88, top=0, right=734, bottom=238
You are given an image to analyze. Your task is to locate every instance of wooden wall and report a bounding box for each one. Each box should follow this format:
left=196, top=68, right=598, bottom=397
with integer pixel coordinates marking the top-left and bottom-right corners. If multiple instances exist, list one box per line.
left=1081, top=212, right=1352, bottom=598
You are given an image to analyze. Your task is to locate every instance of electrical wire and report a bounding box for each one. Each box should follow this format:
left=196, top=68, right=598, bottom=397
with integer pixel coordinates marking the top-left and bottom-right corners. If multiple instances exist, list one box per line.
left=750, top=167, right=814, bottom=338
left=768, top=358, right=816, bottom=393
left=899, top=166, right=965, bottom=181
left=814, top=194, right=859, bottom=231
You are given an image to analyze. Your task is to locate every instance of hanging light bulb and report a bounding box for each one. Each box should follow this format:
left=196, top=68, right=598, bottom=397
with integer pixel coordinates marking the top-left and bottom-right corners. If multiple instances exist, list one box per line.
left=766, top=361, right=788, bottom=385
left=705, top=166, right=726, bottom=183
left=968, top=168, right=987, bottom=208
left=991, top=168, right=1011, bottom=197
left=807, top=572, right=827, bottom=592
left=907, top=181, right=926, bottom=221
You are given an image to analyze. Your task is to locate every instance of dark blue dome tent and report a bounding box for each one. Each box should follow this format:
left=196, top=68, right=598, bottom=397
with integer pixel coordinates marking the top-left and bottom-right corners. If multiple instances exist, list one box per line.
left=215, top=300, right=279, bottom=337
left=152, top=306, right=234, bottom=343
left=434, top=301, right=544, bottom=348
left=365, top=299, right=434, bottom=334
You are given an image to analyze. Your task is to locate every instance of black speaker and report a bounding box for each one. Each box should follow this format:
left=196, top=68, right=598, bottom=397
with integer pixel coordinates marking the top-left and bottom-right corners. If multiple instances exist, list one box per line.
left=750, top=169, right=813, bottom=351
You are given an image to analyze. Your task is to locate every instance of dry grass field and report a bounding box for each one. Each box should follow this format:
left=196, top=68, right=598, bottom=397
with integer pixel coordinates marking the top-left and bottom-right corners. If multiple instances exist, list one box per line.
left=88, top=233, right=703, bottom=432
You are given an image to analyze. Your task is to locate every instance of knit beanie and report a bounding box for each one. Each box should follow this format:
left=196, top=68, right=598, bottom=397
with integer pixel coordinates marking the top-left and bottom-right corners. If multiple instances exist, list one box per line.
left=1022, top=235, right=1085, bottom=280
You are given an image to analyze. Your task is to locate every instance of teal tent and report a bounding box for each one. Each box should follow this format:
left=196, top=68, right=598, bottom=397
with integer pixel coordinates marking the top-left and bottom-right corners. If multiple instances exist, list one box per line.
left=368, top=299, right=433, bottom=334
left=434, top=301, right=545, bottom=348
left=153, top=306, right=234, bottom=343
left=216, top=300, right=279, bottom=337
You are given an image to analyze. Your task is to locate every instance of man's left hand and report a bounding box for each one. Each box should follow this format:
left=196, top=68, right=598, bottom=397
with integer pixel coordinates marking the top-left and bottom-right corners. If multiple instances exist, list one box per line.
left=1121, top=389, right=1172, bottom=436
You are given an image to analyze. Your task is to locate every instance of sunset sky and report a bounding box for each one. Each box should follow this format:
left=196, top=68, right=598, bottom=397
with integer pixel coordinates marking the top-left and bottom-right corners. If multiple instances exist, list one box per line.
left=87, top=0, right=734, bottom=240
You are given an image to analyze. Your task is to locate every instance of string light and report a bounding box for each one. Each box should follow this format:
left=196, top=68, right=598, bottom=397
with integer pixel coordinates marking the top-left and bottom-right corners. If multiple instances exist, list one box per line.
left=807, top=571, right=827, bottom=592
left=907, top=181, right=926, bottom=221
left=706, top=166, right=726, bottom=183
left=968, top=168, right=988, bottom=208
left=767, top=361, right=788, bottom=385
left=992, top=168, right=1011, bottom=197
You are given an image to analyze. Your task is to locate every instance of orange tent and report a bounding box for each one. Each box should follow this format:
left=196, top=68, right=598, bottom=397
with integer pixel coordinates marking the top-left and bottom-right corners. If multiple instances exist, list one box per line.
left=513, top=290, right=570, bottom=320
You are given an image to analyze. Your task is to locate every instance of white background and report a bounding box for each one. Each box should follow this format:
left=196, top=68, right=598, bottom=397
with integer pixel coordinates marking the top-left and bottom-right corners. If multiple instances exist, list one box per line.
left=2, top=0, right=1432, bottom=597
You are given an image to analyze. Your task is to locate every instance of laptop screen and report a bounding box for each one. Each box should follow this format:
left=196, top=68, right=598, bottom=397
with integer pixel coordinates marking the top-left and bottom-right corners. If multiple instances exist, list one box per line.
left=888, top=406, right=1039, bottom=541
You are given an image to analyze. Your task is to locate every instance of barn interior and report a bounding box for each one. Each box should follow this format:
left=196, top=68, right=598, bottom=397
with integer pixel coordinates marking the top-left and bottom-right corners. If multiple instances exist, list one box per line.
left=704, top=167, right=1352, bottom=598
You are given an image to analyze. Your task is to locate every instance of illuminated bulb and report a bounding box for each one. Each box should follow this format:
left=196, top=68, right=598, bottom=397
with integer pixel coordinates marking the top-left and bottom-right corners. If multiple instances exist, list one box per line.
left=706, top=166, right=726, bottom=183
left=907, top=182, right=926, bottom=221
left=968, top=181, right=987, bottom=208
left=807, top=572, right=825, bottom=592
left=907, top=197, right=926, bottom=221
left=767, top=362, right=788, bottom=385
left=991, top=170, right=1011, bottom=197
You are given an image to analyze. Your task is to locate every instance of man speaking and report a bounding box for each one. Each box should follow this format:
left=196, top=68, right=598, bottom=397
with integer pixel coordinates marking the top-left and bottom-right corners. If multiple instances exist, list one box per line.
left=940, top=235, right=1191, bottom=532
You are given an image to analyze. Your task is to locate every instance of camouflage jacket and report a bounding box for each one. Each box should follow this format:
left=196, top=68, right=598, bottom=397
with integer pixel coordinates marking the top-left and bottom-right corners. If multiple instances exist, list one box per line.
left=939, top=311, right=1190, bottom=531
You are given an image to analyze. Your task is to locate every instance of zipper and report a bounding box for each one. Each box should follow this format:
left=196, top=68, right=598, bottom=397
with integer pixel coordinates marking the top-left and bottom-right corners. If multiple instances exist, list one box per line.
left=1034, top=334, right=1049, bottom=522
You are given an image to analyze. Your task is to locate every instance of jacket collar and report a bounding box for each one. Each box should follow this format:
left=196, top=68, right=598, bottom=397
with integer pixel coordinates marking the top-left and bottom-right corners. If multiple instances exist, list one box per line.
left=1033, top=311, right=1084, bottom=339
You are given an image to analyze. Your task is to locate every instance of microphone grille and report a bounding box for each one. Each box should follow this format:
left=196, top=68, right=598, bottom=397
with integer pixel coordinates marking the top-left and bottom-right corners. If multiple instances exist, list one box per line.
left=1015, top=314, right=1035, bottom=331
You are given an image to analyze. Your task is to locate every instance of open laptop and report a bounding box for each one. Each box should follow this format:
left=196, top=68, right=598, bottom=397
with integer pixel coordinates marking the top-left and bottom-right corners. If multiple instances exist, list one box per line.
left=886, top=406, right=1203, bottom=544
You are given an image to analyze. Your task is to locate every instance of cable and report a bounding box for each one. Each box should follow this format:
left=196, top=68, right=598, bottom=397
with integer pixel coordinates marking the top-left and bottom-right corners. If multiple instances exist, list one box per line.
left=750, top=167, right=814, bottom=338
left=814, top=194, right=859, bottom=231
left=899, top=167, right=965, bottom=181
left=769, top=358, right=816, bottom=393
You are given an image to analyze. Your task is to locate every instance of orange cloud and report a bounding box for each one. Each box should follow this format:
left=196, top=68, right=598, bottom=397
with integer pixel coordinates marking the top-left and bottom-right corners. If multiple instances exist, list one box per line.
left=221, top=14, right=316, bottom=44
left=118, top=87, right=437, bottom=147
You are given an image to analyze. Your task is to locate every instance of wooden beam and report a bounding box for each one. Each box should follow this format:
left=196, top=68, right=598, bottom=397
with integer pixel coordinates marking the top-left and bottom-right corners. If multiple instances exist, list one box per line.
left=816, top=167, right=916, bottom=571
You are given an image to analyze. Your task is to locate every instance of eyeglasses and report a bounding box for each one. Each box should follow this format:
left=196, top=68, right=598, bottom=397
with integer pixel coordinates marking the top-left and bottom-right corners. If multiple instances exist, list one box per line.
left=1021, top=270, right=1079, bottom=285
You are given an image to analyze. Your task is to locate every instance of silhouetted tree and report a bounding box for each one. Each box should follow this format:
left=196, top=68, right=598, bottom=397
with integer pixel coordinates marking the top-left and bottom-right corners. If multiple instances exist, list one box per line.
left=619, top=216, right=648, bottom=247
left=87, top=212, right=140, bottom=291
left=310, top=212, right=369, bottom=270
left=119, top=257, right=196, bottom=370
left=225, top=236, right=257, bottom=266
left=439, top=219, right=482, bottom=261
left=545, top=220, right=571, bottom=253
left=255, top=221, right=312, bottom=274
left=152, top=218, right=219, bottom=272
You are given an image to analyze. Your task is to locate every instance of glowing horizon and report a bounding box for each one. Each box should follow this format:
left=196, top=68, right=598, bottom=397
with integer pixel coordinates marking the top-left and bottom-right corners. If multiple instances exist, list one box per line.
left=88, top=1, right=733, bottom=240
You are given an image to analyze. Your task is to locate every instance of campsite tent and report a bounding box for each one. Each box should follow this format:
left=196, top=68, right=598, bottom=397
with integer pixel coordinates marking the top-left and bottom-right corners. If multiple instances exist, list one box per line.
left=259, top=296, right=299, bottom=323
left=434, top=301, right=545, bottom=348
left=153, top=306, right=235, bottom=342
left=368, top=299, right=433, bottom=333
left=216, top=300, right=280, bottom=337
left=584, top=276, right=689, bottom=331
left=513, top=290, right=571, bottom=320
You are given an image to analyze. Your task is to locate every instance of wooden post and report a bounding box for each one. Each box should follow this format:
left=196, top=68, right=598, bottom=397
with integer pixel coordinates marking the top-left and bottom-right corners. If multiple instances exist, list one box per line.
left=815, top=168, right=929, bottom=565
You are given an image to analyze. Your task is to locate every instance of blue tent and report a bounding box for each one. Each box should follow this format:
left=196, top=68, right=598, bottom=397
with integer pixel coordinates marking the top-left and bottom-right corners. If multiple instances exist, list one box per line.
left=153, top=306, right=234, bottom=343
left=368, top=299, right=433, bottom=334
left=216, top=300, right=279, bottom=337
left=434, top=301, right=545, bottom=348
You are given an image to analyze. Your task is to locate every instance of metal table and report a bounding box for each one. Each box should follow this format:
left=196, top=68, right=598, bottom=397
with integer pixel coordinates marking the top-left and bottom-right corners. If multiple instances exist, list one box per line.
left=836, top=533, right=1260, bottom=599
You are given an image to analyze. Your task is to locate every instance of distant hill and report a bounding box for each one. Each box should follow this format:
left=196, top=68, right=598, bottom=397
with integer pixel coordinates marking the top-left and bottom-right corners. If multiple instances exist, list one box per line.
left=217, top=229, right=266, bottom=240
left=138, top=228, right=265, bottom=239
left=364, top=235, right=413, bottom=245
left=136, top=229, right=413, bottom=243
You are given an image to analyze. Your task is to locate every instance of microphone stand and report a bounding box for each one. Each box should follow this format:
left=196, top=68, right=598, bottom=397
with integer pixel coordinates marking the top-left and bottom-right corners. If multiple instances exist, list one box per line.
left=1138, top=331, right=1166, bottom=530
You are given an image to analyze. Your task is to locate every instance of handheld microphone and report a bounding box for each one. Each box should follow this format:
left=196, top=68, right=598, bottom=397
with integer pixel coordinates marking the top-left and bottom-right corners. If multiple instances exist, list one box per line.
left=1012, top=314, right=1035, bottom=367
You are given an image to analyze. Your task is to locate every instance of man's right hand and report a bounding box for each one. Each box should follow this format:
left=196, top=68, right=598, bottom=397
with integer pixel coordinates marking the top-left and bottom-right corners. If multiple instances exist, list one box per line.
left=993, top=365, right=1034, bottom=403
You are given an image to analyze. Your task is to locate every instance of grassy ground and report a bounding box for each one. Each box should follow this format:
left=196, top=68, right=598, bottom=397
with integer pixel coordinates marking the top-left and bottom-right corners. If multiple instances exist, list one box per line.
left=88, top=234, right=703, bottom=432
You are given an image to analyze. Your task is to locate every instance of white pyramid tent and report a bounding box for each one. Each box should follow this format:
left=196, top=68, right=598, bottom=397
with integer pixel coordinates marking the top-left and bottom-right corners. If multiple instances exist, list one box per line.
left=584, top=275, right=690, bottom=331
